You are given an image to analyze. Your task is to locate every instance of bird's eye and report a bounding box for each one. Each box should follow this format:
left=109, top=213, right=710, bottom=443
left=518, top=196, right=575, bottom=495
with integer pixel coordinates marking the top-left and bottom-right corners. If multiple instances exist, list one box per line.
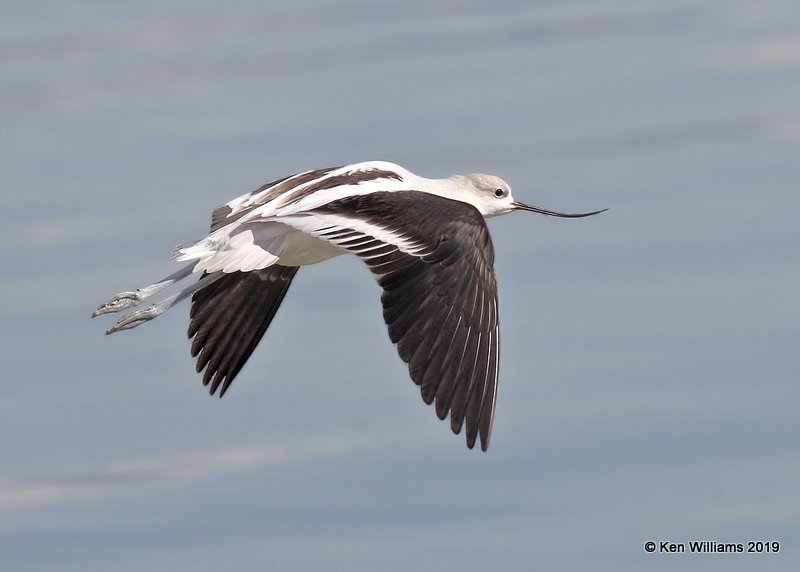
left=494, top=188, right=505, bottom=198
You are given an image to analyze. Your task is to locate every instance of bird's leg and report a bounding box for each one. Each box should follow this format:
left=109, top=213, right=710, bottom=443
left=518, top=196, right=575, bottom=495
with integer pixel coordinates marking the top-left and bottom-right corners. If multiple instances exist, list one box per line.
left=92, top=264, right=195, bottom=317
left=105, top=271, right=223, bottom=335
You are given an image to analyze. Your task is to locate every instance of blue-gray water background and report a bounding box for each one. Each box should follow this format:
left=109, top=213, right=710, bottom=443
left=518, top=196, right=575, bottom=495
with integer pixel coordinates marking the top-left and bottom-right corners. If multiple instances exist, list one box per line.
left=2, top=1, right=798, bottom=570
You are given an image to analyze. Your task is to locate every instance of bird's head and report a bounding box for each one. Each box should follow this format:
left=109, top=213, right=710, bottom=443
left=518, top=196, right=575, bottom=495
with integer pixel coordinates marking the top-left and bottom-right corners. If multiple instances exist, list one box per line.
left=454, top=173, right=608, bottom=219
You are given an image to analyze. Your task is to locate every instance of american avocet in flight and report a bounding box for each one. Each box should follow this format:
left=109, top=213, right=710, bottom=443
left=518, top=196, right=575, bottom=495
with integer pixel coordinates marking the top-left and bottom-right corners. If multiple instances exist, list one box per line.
left=93, top=161, right=605, bottom=450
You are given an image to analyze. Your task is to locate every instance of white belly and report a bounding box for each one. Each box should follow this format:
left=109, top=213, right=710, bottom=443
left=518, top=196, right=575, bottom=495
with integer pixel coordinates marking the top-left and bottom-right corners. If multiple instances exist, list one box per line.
left=178, top=220, right=346, bottom=273
left=277, top=229, right=345, bottom=266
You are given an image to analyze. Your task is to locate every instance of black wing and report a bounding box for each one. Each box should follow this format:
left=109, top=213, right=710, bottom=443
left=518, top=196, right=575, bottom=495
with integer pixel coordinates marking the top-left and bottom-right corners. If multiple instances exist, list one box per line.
left=188, top=266, right=299, bottom=396
left=313, top=191, right=499, bottom=451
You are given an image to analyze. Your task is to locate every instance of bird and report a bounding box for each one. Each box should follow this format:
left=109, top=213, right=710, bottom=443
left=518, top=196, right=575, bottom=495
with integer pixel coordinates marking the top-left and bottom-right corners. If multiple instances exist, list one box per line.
left=93, top=160, right=605, bottom=451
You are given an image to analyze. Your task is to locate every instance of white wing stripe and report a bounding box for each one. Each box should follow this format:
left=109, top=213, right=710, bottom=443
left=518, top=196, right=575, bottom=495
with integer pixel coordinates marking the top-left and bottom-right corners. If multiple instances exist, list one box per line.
left=222, top=161, right=415, bottom=223
left=279, top=212, right=429, bottom=257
